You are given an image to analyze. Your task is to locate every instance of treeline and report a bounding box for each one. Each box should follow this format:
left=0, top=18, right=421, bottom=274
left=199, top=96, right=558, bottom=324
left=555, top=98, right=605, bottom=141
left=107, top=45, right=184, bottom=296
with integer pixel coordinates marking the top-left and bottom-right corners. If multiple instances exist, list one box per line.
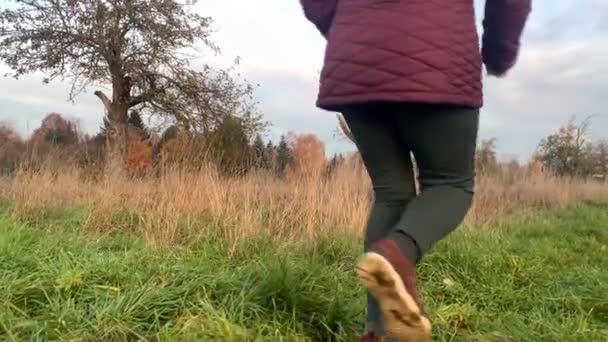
left=0, top=112, right=348, bottom=179
left=473, top=118, right=608, bottom=180
left=1, top=114, right=606, bottom=183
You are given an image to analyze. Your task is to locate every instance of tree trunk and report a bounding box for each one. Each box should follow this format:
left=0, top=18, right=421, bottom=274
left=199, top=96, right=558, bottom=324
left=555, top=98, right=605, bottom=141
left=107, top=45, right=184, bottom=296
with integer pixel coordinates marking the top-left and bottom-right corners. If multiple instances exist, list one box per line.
left=112, top=103, right=130, bottom=153
left=107, top=106, right=129, bottom=170
left=95, top=89, right=131, bottom=173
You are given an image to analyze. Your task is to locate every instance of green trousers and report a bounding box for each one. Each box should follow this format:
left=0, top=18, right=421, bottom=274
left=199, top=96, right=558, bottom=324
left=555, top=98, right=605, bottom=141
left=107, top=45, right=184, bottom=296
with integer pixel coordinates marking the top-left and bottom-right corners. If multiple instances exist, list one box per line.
left=342, top=103, right=479, bottom=330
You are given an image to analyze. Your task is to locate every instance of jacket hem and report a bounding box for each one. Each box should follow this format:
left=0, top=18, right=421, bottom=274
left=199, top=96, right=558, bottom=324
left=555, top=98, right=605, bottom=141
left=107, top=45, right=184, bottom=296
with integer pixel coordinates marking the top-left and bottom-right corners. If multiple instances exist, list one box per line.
left=316, top=93, right=483, bottom=112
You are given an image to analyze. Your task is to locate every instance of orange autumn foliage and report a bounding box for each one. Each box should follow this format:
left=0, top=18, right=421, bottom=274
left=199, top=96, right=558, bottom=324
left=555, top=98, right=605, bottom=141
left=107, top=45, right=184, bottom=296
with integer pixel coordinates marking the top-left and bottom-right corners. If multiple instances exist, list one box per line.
left=287, top=133, right=326, bottom=179
left=124, top=140, right=153, bottom=177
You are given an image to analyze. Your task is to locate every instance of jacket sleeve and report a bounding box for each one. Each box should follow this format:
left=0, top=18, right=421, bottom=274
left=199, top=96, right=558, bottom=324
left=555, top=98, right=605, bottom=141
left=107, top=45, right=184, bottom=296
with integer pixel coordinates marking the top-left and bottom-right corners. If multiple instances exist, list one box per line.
left=482, top=0, right=532, bottom=75
left=300, top=0, right=338, bottom=37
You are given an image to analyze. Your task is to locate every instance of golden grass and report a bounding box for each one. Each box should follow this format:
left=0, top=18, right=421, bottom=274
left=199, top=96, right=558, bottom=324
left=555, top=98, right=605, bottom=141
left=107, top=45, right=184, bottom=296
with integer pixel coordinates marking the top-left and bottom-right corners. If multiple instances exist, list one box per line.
left=1, top=162, right=607, bottom=246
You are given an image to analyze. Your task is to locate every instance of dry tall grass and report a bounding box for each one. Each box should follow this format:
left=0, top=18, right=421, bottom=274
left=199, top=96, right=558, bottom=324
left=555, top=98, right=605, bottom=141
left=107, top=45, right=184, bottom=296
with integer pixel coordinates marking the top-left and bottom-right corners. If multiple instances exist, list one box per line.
left=1, top=162, right=607, bottom=246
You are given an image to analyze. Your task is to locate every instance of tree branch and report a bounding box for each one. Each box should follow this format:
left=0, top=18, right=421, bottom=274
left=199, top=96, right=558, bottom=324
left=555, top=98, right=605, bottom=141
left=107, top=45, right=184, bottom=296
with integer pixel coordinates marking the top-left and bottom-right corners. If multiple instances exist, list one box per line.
left=94, top=90, right=112, bottom=114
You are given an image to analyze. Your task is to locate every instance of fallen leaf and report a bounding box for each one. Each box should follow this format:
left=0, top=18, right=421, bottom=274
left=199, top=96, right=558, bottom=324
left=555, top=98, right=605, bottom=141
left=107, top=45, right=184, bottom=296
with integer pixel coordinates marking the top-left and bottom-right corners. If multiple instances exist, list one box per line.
left=443, top=276, right=456, bottom=287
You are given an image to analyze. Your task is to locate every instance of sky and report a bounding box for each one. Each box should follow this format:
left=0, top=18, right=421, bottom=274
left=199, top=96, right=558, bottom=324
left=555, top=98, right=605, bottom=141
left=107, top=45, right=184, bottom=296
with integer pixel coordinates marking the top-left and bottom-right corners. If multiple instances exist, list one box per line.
left=1, top=0, right=607, bottom=161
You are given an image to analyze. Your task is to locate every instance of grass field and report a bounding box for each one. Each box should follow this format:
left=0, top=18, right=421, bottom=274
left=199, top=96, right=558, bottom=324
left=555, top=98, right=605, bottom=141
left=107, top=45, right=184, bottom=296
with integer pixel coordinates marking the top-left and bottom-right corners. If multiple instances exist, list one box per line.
left=1, top=201, right=607, bottom=341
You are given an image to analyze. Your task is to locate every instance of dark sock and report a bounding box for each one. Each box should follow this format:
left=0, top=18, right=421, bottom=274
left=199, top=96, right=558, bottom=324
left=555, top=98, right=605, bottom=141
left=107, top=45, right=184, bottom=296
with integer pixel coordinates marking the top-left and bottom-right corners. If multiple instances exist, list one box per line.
left=390, top=231, right=421, bottom=265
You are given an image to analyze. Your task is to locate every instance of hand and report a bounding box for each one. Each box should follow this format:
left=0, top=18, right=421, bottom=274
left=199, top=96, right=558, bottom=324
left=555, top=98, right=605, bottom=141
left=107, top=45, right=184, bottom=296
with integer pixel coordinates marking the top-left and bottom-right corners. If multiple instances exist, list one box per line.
left=486, top=66, right=507, bottom=78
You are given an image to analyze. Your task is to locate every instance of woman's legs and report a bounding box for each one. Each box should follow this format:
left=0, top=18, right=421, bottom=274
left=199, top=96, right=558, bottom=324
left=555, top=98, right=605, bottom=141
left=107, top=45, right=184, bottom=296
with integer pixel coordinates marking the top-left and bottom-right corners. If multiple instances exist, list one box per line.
left=342, top=104, right=418, bottom=333
left=391, top=104, right=479, bottom=258
left=344, top=103, right=479, bottom=337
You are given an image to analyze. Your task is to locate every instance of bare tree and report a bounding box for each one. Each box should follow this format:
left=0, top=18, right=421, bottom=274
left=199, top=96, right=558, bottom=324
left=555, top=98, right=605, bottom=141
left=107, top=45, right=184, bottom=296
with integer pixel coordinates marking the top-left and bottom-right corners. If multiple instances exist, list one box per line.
left=537, top=117, right=595, bottom=177
left=476, top=137, right=498, bottom=173
left=0, top=0, right=262, bottom=162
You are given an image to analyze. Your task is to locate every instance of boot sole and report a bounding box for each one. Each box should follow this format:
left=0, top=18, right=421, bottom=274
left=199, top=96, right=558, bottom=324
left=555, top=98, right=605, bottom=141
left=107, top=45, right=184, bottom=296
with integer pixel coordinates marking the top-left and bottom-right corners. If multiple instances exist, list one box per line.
left=356, top=252, right=432, bottom=342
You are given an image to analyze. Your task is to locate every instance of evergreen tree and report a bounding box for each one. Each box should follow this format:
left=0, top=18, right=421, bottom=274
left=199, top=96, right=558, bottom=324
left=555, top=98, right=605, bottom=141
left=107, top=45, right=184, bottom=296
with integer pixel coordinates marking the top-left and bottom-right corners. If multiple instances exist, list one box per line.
left=264, top=140, right=276, bottom=172
left=127, top=111, right=147, bottom=134
left=252, top=134, right=265, bottom=168
left=276, top=135, right=291, bottom=177
left=208, top=115, right=253, bottom=176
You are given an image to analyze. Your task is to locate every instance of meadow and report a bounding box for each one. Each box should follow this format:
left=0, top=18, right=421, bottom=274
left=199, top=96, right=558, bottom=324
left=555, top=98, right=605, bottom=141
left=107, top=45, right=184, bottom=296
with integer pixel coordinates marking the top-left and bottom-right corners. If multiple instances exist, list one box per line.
left=1, top=164, right=607, bottom=341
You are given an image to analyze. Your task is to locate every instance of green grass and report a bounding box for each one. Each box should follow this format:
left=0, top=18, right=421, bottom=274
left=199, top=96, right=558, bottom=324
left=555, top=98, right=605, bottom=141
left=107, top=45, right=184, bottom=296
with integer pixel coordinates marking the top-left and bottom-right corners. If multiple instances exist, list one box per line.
left=1, top=203, right=607, bottom=341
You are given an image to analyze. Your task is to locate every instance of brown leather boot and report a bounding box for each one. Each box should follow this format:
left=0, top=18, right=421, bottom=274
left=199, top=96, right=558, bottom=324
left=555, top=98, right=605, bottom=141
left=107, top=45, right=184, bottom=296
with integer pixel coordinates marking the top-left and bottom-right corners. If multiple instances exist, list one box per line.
left=356, top=239, right=431, bottom=342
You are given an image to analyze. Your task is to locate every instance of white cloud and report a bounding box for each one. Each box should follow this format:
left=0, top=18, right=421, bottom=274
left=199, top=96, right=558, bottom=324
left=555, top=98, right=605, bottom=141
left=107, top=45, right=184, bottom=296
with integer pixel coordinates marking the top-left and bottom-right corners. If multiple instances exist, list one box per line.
left=195, top=0, right=325, bottom=76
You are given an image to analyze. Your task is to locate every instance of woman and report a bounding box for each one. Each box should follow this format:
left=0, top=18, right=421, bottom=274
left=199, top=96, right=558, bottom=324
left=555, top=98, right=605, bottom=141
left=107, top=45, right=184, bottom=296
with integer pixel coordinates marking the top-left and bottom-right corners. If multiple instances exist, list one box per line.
left=300, top=0, right=531, bottom=341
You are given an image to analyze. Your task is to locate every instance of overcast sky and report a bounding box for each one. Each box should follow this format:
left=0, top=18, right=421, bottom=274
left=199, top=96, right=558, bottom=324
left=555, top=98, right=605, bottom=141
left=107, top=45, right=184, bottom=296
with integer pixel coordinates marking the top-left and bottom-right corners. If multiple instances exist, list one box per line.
left=1, top=0, right=607, bottom=160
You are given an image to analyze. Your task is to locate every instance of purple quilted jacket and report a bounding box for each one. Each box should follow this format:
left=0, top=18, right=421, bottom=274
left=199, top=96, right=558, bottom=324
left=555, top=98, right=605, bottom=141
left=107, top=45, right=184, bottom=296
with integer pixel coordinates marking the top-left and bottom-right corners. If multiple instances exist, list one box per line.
left=300, top=0, right=531, bottom=111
